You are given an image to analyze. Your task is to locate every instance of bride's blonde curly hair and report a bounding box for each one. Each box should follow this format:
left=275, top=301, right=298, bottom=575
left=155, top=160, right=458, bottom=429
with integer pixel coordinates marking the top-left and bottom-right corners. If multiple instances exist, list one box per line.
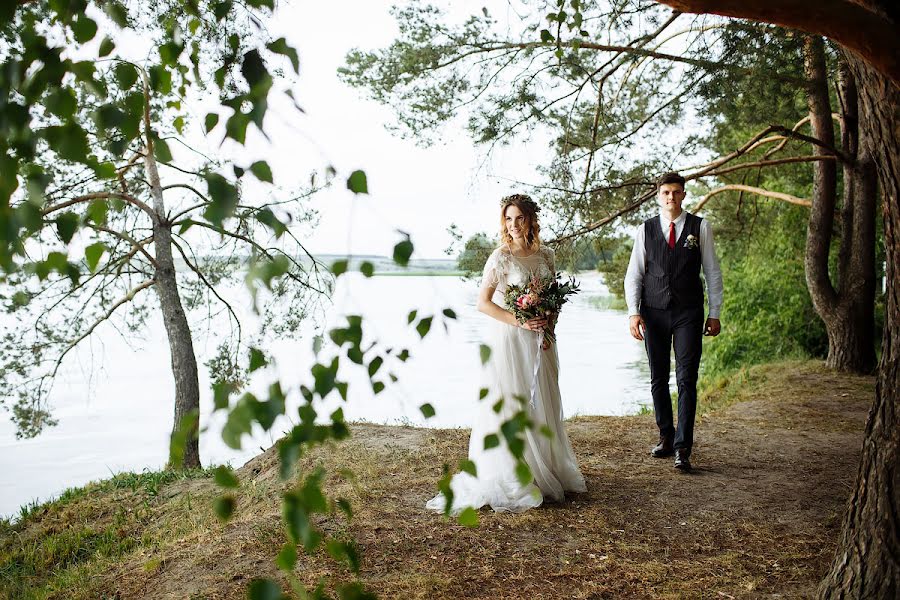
left=500, top=194, right=542, bottom=250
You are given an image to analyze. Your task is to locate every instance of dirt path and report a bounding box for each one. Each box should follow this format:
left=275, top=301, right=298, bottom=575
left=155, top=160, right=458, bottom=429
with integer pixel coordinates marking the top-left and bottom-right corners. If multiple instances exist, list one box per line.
left=11, top=361, right=873, bottom=599
left=321, top=363, right=871, bottom=599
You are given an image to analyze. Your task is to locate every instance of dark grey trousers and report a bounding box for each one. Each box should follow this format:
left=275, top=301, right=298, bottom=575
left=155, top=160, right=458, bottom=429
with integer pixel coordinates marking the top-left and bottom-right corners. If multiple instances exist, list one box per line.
left=641, top=303, right=704, bottom=450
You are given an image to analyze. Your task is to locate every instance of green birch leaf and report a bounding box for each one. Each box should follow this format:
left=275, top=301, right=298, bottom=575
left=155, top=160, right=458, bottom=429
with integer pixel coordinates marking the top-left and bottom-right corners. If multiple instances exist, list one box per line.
left=203, top=173, right=239, bottom=225
left=87, top=200, right=108, bottom=225
left=479, top=344, right=491, bottom=365
left=255, top=208, right=287, bottom=238
left=415, top=316, right=433, bottom=338
left=56, top=212, right=79, bottom=244
left=267, top=38, right=300, bottom=73
left=84, top=242, right=106, bottom=272
left=241, top=49, right=268, bottom=90
left=213, top=1, right=233, bottom=20
left=153, top=137, right=172, bottom=163
left=250, top=161, right=273, bottom=183
left=393, top=238, right=413, bottom=266
left=331, top=260, right=348, bottom=276
left=249, top=347, right=267, bottom=372
left=457, top=506, right=479, bottom=528
left=114, top=63, right=138, bottom=89
left=213, top=465, right=240, bottom=488
left=98, top=37, right=115, bottom=57
left=204, top=112, right=219, bottom=133
left=515, top=461, right=532, bottom=486
left=247, top=578, right=281, bottom=600
left=326, top=540, right=361, bottom=574
left=72, top=16, right=98, bottom=43
left=104, top=1, right=129, bottom=27
left=367, top=356, right=383, bottom=377
left=346, top=170, right=368, bottom=194
left=276, top=542, right=297, bottom=571
left=214, top=495, right=235, bottom=521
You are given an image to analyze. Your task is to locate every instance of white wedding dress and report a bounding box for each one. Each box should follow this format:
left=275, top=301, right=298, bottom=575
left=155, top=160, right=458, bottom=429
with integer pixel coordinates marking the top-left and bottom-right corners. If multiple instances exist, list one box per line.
left=426, top=244, right=587, bottom=514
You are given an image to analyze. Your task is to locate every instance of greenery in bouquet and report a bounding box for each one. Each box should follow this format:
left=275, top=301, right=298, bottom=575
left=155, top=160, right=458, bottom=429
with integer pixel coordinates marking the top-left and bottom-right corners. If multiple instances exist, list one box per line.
left=503, top=273, right=580, bottom=342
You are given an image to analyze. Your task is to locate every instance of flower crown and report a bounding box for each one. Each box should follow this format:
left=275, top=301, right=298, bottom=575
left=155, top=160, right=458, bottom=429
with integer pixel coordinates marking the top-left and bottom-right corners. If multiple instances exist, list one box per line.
left=500, top=193, right=541, bottom=214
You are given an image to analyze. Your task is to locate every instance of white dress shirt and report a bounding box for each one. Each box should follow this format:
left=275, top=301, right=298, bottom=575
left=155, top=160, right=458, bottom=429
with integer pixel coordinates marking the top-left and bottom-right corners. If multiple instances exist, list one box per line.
left=623, top=210, right=723, bottom=318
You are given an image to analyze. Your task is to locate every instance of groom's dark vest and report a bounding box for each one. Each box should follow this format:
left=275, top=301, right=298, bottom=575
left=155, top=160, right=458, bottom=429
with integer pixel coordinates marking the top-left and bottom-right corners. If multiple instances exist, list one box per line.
left=641, top=212, right=704, bottom=310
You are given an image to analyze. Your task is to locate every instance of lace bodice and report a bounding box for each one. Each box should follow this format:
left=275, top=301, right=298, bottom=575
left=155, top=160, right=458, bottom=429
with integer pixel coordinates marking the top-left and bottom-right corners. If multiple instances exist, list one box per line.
left=482, top=245, right=556, bottom=293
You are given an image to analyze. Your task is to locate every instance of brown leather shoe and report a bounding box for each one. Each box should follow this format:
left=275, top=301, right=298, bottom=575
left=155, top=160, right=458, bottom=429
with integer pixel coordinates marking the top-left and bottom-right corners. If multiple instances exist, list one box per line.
left=650, top=436, right=674, bottom=458
left=674, top=448, right=692, bottom=471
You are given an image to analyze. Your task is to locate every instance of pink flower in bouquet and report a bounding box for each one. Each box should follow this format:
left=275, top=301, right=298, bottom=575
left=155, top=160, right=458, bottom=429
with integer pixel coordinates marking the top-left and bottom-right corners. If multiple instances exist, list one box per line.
left=516, top=292, right=538, bottom=309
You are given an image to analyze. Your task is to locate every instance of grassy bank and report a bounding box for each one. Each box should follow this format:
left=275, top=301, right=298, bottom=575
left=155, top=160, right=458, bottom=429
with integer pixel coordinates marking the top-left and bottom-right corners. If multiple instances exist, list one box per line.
left=1, top=360, right=874, bottom=599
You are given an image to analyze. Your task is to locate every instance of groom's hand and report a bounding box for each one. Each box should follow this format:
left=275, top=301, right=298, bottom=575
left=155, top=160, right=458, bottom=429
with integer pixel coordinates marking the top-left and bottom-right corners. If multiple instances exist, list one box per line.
left=704, top=317, right=721, bottom=337
left=629, top=315, right=645, bottom=341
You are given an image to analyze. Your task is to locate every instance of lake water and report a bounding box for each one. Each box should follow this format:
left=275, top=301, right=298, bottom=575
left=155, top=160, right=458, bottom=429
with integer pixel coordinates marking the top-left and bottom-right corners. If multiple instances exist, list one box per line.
left=0, top=272, right=653, bottom=518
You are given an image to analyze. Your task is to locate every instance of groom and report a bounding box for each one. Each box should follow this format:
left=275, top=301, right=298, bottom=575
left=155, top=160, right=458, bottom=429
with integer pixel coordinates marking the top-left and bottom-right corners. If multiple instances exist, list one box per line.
left=624, top=172, right=723, bottom=471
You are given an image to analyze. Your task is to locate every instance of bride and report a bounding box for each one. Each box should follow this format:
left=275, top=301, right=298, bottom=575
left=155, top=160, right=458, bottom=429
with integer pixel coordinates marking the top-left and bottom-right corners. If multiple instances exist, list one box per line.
left=427, top=194, right=586, bottom=514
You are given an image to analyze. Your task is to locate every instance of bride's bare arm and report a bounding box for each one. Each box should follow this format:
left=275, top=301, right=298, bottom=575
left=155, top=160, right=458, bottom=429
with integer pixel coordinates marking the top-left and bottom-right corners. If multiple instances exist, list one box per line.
left=477, top=283, right=547, bottom=331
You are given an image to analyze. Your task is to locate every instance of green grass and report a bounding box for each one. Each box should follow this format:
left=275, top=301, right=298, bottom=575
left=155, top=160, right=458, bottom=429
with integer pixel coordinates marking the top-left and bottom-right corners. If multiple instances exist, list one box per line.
left=0, top=467, right=217, bottom=599
left=697, top=358, right=834, bottom=415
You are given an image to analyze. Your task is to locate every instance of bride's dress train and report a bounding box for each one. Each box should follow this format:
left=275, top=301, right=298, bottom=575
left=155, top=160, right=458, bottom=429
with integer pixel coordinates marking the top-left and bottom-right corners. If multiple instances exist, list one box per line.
left=426, top=246, right=586, bottom=514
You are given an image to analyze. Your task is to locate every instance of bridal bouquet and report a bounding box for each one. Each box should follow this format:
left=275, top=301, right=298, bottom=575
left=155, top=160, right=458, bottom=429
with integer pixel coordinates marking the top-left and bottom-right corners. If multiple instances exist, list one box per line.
left=503, top=273, right=580, bottom=342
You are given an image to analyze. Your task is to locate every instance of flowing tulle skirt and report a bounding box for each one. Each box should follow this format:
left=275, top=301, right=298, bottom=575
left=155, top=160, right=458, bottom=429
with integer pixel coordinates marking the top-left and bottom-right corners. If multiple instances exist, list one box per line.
left=426, top=321, right=587, bottom=514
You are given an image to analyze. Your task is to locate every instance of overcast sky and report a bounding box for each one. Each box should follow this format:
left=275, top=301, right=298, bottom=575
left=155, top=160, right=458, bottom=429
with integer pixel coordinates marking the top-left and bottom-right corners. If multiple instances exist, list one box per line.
left=235, top=0, right=551, bottom=259
left=86, top=0, right=699, bottom=260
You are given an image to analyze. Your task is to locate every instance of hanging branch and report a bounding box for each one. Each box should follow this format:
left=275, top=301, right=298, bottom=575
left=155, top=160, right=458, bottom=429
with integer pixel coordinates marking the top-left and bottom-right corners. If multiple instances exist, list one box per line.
left=692, top=184, right=812, bottom=212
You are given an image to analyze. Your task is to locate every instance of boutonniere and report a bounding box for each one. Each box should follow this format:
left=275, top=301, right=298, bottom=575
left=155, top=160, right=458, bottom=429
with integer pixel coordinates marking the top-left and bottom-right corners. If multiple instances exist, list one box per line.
left=684, top=234, right=699, bottom=249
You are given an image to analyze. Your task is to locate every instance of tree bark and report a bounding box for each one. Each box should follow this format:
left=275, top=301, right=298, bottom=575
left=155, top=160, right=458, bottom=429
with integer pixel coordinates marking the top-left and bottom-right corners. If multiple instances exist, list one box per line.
left=804, top=35, right=839, bottom=312
left=656, top=0, right=900, bottom=86
left=141, top=75, right=201, bottom=470
left=151, top=218, right=201, bottom=470
left=803, top=36, right=877, bottom=373
left=818, top=53, right=900, bottom=599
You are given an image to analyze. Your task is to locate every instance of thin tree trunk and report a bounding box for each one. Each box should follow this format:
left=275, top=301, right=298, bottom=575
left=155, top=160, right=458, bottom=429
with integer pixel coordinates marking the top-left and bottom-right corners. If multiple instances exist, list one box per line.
left=141, top=74, right=201, bottom=470
left=152, top=221, right=201, bottom=469
left=819, top=53, right=900, bottom=599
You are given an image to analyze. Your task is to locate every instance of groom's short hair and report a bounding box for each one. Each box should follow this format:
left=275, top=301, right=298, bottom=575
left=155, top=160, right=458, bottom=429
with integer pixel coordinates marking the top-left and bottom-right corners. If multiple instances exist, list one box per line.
left=657, top=172, right=686, bottom=189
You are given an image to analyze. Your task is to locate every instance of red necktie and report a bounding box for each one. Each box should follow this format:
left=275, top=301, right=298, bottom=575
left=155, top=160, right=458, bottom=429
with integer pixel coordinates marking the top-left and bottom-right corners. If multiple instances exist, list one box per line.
left=668, top=221, right=676, bottom=249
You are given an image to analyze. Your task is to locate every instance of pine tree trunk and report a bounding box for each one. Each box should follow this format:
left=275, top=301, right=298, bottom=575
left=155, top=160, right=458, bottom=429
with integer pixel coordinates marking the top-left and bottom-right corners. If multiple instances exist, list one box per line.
left=824, top=309, right=875, bottom=373
left=825, top=57, right=878, bottom=374
left=804, top=36, right=877, bottom=374
left=818, top=53, right=900, bottom=600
